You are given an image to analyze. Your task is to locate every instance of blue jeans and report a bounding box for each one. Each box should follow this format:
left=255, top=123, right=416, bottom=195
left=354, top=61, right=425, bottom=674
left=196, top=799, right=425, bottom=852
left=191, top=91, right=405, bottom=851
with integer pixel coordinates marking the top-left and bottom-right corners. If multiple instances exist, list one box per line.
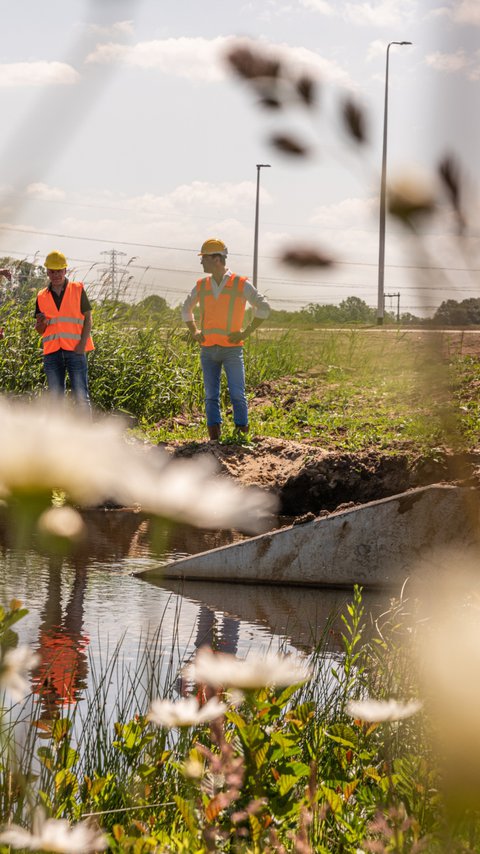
left=43, top=349, right=91, bottom=407
left=200, top=345, right=248, bottom=427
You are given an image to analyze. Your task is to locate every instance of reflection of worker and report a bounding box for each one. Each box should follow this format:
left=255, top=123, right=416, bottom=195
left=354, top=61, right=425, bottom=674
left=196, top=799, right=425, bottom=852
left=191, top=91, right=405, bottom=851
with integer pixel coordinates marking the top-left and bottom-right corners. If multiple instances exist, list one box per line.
left=31, top=556, right=89, bottom=718
left=34, top=251, right=94, bottom=406
left=178, top=605, right=240, bottom=701
left=194, top=605, right=240, bottom=655
left=182, top=238, right=270, bottom=440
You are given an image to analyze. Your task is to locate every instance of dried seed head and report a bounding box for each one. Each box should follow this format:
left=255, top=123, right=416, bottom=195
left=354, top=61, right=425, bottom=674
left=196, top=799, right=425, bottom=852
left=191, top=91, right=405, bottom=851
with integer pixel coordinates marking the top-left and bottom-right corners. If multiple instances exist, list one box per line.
left=438, top=153, right=466, bottom=233
left=438, top=154, right=461, bottom=207
left=387, top=170, right=437, bottom=224
left=226, top=45, right=281, bottom=81
left=257, top=95, right=282, bottom=110
left=270, top=133, right=310, bottom=156
left=295, top=75, right=316, bottom=107
left=281, top=247, right=335, bottom=268
left=342, top=97, right=368, bottom=144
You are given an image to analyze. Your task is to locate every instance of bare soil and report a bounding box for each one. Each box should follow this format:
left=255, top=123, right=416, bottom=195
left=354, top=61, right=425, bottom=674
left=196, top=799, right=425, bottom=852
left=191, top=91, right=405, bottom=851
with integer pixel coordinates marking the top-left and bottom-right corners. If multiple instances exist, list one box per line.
left=165, top=435, right=480, bottom=516
left=162, top=330, right=480, bottom=516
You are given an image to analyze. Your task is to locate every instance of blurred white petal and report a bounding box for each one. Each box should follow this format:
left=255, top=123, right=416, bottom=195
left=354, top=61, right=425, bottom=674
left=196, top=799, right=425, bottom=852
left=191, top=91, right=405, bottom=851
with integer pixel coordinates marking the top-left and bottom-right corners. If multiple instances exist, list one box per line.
left=1, top=645, right=40, bottom=702
left=147, top=696, right=227, bottom=727
left=184, top=648, right=311, bottom=690
left=0, top=398, right=276, bottom=532
left=346, top=698, right=422, bottom=722
left=37, top=506, right=86, bottom=540
left=0, top=808, right=107, bottom=853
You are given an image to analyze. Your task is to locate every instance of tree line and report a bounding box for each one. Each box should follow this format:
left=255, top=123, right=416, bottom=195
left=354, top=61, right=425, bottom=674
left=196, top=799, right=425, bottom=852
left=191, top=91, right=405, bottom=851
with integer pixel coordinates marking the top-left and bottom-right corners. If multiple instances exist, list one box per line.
left=0, top=256, right=478, bottom=327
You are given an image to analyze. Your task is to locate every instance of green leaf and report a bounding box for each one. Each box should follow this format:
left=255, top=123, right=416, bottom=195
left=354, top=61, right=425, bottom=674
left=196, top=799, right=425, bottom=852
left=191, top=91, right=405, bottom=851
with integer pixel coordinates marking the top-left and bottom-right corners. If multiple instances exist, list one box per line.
left=277, top=773, right=298, bottom=796
left=52, top=718, right=72, bottom=744
left=174, top=794, right=199, bottom=836
left=249, top=812, right=263, bottom=844
left=55, top=768, right=78, bottom=797
left=37, top=746, right=54, bottom=771
left=225, top=709, right=246, bottom=728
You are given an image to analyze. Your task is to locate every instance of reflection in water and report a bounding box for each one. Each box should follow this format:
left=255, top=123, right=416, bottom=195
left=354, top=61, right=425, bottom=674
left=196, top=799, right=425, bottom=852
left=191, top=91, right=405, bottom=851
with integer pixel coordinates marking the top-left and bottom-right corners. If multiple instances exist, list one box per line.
left=46, top=509, right=249, bottom=568
left=147, top=579, right=388, bottom=654
left=0, top=507, right=391, bottom=719
left=31, top=555, right=89, bottom=719
left=194, top=606, right=240, bottom=655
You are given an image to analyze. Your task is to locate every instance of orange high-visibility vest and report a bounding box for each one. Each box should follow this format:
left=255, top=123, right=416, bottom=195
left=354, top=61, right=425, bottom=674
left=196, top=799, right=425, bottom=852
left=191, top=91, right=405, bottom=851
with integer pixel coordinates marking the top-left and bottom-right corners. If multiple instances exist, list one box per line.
left=196, top=274, right=247, bottom=347
left=37, top=281, right=94, bottom=354
left=32, top=630, right=89, bottom=707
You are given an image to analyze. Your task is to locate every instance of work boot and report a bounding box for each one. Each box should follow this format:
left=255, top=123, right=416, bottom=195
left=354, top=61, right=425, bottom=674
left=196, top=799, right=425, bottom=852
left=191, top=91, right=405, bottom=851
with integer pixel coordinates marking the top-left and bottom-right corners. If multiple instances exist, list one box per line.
left=207, top=424, right=221, bottom=441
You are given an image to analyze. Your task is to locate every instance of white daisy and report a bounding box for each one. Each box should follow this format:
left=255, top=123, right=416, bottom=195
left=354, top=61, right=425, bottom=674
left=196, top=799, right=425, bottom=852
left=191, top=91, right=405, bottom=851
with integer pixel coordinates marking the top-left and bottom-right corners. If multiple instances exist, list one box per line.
left=184, top=648, right=311, bottom=690
left=346, top=698, right=423, bottom=723
left=0, top=645, right=40, bottom=702
left=147, top=696, right=227, bottom=727
left=0, top=809, right=107, bottom=853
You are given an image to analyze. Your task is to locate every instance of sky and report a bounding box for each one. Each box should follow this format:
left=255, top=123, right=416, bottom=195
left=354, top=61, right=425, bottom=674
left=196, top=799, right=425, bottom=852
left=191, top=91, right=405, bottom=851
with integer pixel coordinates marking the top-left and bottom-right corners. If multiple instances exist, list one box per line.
left=0, top=0, right=478, bottom=317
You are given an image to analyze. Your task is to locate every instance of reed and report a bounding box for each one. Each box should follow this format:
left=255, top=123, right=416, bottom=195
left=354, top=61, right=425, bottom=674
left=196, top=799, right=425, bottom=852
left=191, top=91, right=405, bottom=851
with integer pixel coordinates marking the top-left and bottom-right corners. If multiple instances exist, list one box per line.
left=0, top=297, right=477, bottom=456
left=2, top=585, right=480, bottom=852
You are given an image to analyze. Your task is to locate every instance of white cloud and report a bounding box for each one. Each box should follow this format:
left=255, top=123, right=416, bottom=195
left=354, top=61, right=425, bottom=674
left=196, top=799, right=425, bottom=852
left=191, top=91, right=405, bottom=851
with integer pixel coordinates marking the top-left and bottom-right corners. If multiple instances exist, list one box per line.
left=299, top=0, right=335, bottom=13
left=0, top=62, right=79, bottom=87
left=87, top=20, right=135, bottom=38
left=26, top=183, right=66, bottom=202
left=309, top=195, right=377, bottom=229
left=424, top=5, right=451, bottom=20
left=367, top=39, right=389, bottom=61
left=164, top=180, right=260, bottom=211
left=425, top=49, right=469, bottom=73
left=343, top=0, right=415, bottom=27
left=453, top=0, right=480, bottom=25
left=85, top=37, right=227, bottom=82
left=425, top=48, right=480, bottom=79
left=85, top=35, right=356, bottom=88
left=77, top=181, right=260, bottom=219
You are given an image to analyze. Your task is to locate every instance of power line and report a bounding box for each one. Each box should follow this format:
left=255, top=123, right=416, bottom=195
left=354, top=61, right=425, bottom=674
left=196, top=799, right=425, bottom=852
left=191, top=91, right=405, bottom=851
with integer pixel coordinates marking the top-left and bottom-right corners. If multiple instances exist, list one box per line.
left=1, top=246, right=479, bottom=305
left=1, top=225, right=480, bottom=274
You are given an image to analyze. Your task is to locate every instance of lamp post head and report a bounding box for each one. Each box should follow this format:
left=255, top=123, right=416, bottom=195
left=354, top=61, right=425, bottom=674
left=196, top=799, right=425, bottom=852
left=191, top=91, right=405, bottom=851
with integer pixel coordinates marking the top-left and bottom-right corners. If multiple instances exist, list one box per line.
left=256, top=163, right=271, bottom=168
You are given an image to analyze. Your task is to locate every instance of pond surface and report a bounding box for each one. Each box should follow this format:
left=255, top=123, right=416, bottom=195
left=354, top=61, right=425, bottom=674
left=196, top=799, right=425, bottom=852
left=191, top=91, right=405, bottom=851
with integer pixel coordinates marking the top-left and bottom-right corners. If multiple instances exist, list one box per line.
left=0, top=509, right=389, bottom=723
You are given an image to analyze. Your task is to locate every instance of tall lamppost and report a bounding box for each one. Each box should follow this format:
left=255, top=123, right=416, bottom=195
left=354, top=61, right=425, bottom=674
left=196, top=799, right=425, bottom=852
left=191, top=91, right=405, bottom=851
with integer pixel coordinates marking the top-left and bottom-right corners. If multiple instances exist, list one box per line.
left=377, top=40, right=412, bottom=325
left=252, top=163, right=271, bottom=289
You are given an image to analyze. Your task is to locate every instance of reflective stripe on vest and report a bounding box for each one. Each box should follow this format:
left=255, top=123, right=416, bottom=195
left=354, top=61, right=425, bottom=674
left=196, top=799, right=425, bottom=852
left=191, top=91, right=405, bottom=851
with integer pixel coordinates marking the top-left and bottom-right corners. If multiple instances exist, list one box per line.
left=37, top=281, right=94, bottom=355
left=196, top=274, right=247, bottom=347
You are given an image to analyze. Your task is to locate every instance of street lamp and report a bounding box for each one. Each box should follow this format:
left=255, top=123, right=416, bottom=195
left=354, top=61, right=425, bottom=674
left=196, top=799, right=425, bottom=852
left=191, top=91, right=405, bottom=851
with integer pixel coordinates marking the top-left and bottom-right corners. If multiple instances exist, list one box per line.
left=377, top=40, right=412, bottom=325
left=252, top=163, right=271, bottom=289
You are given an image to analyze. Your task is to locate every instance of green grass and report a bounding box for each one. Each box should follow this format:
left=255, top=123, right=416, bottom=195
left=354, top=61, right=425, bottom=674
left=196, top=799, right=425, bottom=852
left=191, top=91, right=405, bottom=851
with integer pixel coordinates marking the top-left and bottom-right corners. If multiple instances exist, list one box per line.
left=0, top=298, right=478, bottom=456
left=2, top=588, right=480, bottom=852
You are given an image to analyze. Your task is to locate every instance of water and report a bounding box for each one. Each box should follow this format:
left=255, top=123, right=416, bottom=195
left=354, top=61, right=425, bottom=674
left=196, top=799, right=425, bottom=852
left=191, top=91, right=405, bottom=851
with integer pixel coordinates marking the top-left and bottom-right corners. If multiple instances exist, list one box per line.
left=0, top=508, right=388, bottom=722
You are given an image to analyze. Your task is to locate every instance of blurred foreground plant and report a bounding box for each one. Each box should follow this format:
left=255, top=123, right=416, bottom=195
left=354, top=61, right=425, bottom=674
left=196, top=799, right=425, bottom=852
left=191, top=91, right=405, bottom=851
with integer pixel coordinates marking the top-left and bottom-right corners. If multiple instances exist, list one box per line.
left=4, top=577, right=480, bottom=851
left=0, top=395, right=277, bottom=548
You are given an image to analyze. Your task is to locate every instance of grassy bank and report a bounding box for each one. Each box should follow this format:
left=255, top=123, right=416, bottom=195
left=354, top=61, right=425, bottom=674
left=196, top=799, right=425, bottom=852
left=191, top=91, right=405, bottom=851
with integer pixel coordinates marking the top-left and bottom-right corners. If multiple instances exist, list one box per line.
left=1, top=585, right=479, bottom=853
left=0, top=298, right=477, bottom=454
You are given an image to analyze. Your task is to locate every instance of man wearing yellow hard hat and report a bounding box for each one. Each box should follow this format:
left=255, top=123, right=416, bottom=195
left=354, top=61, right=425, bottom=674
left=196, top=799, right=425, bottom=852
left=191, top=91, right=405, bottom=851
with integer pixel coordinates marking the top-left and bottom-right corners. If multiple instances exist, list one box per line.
left=35, top=251, right=94, bottom=407
left=182, top=238, right=270, bottom=440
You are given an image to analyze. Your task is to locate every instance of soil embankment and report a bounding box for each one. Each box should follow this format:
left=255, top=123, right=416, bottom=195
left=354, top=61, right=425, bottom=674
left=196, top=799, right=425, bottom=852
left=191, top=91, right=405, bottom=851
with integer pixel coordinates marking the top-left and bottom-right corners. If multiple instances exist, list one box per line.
left=166, top=436, right=480, bottom=516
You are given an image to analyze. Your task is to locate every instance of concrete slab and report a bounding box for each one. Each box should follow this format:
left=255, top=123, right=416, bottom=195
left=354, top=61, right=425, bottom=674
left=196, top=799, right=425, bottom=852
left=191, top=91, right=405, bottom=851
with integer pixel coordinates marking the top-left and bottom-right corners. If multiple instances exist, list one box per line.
left=135, top=485, right=480, bottom=589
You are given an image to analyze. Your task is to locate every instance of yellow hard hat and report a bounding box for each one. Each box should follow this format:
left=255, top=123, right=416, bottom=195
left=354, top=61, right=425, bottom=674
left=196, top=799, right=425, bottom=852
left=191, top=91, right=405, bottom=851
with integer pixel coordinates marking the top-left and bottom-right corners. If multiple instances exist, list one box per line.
left=198, top=238, right=228, bottom=257
left=45, top=250, right=67, bottom=270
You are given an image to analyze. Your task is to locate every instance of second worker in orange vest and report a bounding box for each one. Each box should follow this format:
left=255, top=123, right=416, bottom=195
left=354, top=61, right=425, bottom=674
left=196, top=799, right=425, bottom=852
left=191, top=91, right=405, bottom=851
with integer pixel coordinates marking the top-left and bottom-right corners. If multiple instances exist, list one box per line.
left=35, top=250, right=94, bottom=408
left=182, top=239, right=270, bottom=441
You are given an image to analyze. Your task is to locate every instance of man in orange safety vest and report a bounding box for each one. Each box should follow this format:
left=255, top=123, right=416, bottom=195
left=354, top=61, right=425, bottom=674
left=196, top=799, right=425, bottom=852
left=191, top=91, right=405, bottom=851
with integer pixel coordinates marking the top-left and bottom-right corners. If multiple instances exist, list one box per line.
left=35, top=250, right=94, bottom=407
left=182, top=238, right=270, bottom=441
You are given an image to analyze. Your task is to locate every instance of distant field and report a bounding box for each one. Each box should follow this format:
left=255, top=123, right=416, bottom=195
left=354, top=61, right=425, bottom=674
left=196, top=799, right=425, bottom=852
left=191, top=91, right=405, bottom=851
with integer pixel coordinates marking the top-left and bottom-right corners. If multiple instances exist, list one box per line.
left=0, top=297, right=478, bottom=453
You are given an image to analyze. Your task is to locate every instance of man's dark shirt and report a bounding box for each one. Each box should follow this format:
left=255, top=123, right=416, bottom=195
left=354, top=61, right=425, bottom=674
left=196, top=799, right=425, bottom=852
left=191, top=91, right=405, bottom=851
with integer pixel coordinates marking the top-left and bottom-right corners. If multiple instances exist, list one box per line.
left=35, top=279, right=91, bottom=316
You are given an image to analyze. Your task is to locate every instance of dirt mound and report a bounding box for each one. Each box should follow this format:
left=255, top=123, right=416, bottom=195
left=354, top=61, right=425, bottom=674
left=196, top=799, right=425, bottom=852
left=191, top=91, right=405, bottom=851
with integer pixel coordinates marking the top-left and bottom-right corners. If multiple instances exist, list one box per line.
left=163, top=436, right=480, bottom=516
